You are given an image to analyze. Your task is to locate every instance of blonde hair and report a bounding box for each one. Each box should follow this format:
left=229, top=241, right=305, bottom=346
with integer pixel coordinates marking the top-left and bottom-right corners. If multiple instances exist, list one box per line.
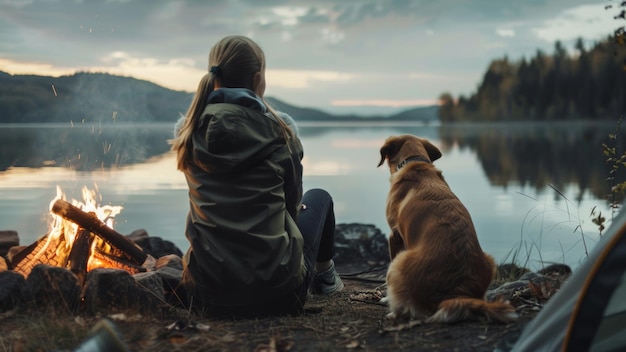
left=169, top=35, right=295, bottom=171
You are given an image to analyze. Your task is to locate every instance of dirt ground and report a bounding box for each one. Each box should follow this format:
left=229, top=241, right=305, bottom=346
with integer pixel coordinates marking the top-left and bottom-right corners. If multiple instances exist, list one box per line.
left=0, top=264, right=540, bottom=352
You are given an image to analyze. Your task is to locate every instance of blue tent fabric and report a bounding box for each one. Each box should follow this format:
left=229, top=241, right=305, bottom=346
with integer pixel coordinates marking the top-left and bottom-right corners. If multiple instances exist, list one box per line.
left=565, top=223, right=626, bottom=351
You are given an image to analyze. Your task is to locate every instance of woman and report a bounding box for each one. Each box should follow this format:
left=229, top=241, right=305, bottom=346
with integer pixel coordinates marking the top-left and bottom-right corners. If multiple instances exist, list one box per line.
left=170, top=35, right=343, bottom=316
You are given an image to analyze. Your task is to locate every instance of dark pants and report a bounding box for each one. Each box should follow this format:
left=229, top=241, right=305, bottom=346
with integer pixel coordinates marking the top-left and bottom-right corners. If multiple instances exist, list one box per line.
left=288, top=188, right=337, bottom=309
left=187, top=188, right=337, bottom=317
left=298, top=188, right=337, bottom=282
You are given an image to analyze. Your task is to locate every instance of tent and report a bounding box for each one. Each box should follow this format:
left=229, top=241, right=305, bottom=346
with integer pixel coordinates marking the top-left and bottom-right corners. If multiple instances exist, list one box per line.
left=509, top=203, right=626, bottom=351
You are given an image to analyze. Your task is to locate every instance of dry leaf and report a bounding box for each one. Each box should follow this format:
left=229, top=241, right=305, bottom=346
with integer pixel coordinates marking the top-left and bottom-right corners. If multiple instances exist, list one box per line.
left=382, top=320, right=423, bottom=332
left=346, top=340, right=360, bottom=349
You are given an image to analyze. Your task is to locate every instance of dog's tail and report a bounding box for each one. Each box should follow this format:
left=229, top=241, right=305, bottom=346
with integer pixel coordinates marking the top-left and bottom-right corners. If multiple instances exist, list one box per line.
left=427, top=297, right=518, bottom=324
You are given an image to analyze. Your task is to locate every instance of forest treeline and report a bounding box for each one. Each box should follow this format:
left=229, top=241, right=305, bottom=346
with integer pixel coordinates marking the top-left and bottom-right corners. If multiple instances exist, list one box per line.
left=438, top=36, right=626, bottom=122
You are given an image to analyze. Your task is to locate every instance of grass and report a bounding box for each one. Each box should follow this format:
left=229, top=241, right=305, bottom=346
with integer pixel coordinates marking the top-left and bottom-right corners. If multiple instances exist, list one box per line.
left=503, top=182, right=609, bottom=276
left=501, top=117, right=626, bottom=274
left=0, top=310, right=89, bottom=351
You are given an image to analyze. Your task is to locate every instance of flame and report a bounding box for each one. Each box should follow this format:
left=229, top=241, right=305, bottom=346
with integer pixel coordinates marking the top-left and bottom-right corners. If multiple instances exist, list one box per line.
left=48, top=185, right=124, bottom=271
left=12, top=185, right=141, bottom=278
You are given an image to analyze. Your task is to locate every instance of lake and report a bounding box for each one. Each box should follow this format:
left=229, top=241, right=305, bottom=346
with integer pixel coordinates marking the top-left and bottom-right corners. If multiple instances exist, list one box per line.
left=0, top=121, right=621, bottom=271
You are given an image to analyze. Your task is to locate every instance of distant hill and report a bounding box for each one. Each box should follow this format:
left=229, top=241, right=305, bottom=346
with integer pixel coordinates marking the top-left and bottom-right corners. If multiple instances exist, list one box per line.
left=388, top=105, right=439, bottom=122
left=268, top=97, right=438, bottom=122
left=0, top=71, right=438, bottom=123
left=0, top=71, right=193, bottom=123
left=265, top=97, right=336, bottom=120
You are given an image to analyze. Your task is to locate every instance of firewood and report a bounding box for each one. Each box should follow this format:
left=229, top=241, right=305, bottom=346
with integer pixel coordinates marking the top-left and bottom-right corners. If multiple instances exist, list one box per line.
left=67, top=228, right=93, bottom=284
left=10, top=234, right=67, bottom=277
left=51, top=199, right=147, bottom=265
left=87, top=250, right=145, bottom=275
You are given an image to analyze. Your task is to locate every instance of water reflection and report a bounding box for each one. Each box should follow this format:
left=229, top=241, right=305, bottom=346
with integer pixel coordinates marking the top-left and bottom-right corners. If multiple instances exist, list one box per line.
left=0, top=121, right=622, bottom=202
left=437, top=122, right=623, bottom=202
left=0, top=122, right=619, bottom=270
left=0, top=123, right=173, bottom=171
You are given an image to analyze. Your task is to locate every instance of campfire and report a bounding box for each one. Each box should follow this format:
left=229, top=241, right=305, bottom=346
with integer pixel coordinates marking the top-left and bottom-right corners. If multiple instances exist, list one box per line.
left=10, top=186, right=148, bottom=283
left=0, top=186, right=187, bottom=316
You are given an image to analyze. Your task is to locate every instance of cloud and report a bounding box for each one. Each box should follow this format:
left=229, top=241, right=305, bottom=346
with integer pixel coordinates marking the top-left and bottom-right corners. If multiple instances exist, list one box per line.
left=0, top=58, right=71, bottom=77
left=0, top=0, right=617, bottom=113
left=496, top=28, right=515, bottom=37
left=267, top=69, right=357, bottom=88
left=533, top=4, right=618, bottom=43
left=320, top=27, right=345, bottom=44
left=0, top=52, right=204, bottom=92
left=271, top=6, right=310, bottom=26
left=93, top=52, right=202, bottom=91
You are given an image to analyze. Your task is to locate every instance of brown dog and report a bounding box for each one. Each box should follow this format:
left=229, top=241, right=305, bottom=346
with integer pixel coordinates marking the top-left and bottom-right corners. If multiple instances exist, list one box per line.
left=378, top=134, right=517, bottom=323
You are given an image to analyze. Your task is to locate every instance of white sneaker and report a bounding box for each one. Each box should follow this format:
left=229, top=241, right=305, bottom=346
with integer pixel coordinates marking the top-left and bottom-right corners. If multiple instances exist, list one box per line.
left=310, top=260, right=344, bottom=294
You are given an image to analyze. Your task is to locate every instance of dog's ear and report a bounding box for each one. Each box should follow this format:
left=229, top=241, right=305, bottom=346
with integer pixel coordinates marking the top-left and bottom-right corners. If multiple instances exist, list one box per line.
left=422, top=139, right=442, bottom=162
left=378, top=137, right=403, bottom=167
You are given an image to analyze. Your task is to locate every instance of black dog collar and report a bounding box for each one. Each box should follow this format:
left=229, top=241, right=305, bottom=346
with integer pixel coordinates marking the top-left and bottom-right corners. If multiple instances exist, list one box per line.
left=397, top=156, right=431, bottom=169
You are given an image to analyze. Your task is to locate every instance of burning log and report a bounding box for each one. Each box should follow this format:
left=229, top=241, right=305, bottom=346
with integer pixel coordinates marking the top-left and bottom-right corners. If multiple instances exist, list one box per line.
left=51, top=199, right=147, bottom=265
left=87, top=250, right=145, bottom=275
left=11, top=234, right=67, bottom=277
left=67, top=228, right=94, bottom=284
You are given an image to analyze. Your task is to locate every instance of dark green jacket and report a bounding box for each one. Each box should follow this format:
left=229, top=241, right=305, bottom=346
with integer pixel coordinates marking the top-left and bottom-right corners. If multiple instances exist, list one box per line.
left=182, top=88, right=305, bottom=307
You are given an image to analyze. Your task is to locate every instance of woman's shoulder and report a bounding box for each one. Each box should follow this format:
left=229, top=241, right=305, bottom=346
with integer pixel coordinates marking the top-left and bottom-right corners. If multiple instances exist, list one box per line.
left=274, top=111, right=299, bottom=137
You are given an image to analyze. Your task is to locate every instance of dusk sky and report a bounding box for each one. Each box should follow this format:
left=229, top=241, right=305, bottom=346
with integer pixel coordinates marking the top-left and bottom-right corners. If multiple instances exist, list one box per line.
left=0, top=0, right=621, bottom=115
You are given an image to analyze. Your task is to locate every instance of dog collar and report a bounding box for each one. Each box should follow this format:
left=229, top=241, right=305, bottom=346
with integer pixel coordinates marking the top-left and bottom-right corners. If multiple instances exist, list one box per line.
left=397, top=156, right=431, bottom=169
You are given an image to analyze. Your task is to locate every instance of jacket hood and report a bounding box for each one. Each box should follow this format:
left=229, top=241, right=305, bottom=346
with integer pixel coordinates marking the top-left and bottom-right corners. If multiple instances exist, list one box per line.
left=192, top=88, right=291, bottom=173
left=206, top=87, right=267, bottom=112
left=173, top=88, right=300, bottom=138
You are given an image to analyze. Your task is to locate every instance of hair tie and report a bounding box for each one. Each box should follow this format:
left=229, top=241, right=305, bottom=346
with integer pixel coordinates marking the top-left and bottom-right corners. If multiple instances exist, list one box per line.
left=209, top=66, right=222, bottom=76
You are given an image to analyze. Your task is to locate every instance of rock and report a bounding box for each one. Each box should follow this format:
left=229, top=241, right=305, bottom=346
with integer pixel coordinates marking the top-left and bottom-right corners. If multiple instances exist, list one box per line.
left=486, top=264, right=572, bottom=305
left=486, top=281, right=529, bottom=302
left=155, top=254, right=185, bottom=306
left=141, top=254, right=158, bottom=272
left=538, top=263, right=572, bottom=276
left=83, top=268, right=149, bottom=315
left=126, top=229, right=149, bottom=243
left=5, top=245, right=27, bottom=267
left=0, top=230, right=19, bottom=257
left=133, top=234, right=183, bottom=258
left=518, top=271, right=542, bottom=282
left=496, top=263, right=531, bottom=283
left=25, top=264, right=81, bottom=313
left=334, top=223, right=389, bottom=265
left=0, top=270, right=26, bottom=312
left=133, top=271, right=165, bottom=303
left=156, top=254, right=183, bottom=271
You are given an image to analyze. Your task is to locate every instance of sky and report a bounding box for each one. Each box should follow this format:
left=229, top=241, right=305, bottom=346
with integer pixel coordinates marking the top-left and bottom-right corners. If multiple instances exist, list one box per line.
left=0, top=0, right=622, bottom=115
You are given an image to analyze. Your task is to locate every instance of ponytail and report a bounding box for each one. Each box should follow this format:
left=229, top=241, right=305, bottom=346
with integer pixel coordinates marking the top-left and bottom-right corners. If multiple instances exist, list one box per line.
left=264, top=99, right=297, bottom=144
left=168, top=73, right=216, bottom=171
